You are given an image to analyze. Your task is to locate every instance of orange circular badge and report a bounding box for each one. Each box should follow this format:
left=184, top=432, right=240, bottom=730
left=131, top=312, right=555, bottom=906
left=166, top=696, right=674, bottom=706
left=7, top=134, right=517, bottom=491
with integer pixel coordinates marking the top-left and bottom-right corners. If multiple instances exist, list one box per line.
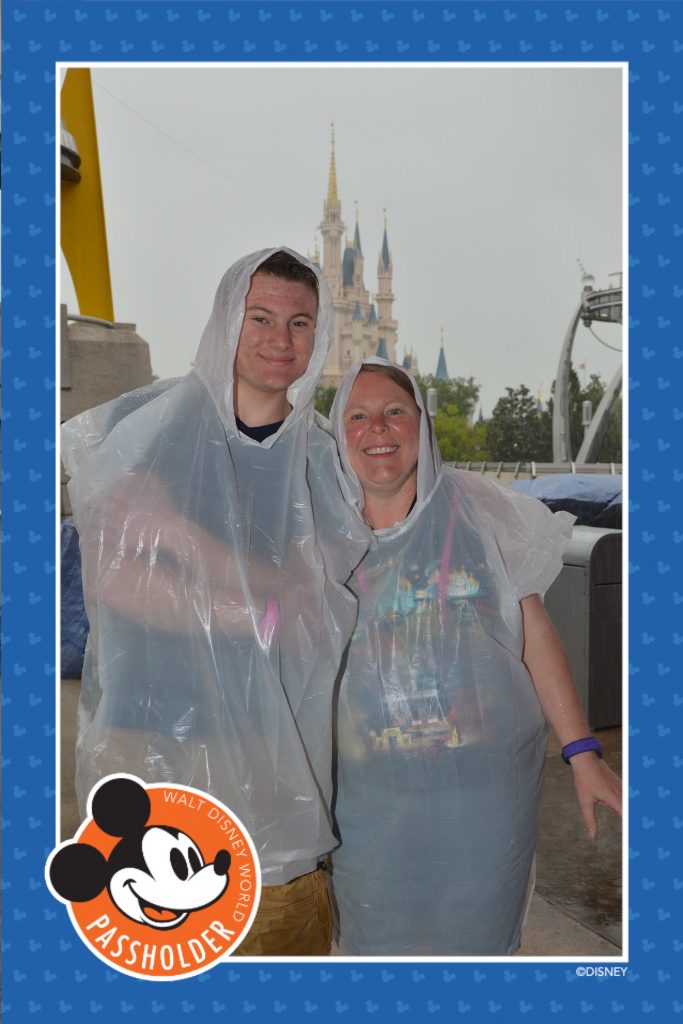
left=45, top=774, right=261, bottom=980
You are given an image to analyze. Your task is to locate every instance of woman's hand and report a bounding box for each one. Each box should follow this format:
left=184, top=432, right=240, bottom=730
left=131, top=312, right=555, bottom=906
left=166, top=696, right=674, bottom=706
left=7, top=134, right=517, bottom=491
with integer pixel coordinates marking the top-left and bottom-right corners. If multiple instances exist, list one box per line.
left=520, top=594, right=623, bottom=838
left=569, top=752, right=622, bottom=839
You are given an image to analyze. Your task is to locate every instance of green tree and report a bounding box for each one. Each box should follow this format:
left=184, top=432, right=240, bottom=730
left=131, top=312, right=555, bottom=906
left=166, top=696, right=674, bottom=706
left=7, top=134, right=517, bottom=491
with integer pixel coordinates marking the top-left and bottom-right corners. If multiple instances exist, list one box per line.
left=315, top=385, right=337, bottom=419
left=543, top=370, right=622, bottom=462
left=594, top=394, right=622, bottom=463
left=433, top=406, right=489, bottom=462
left=412, top=372, right=485, bottom=462
left=414, top=373, right=480, bottom=420
left=486, top=385, right=551, bottom=462
left=575, top=372, right=622, bottom=463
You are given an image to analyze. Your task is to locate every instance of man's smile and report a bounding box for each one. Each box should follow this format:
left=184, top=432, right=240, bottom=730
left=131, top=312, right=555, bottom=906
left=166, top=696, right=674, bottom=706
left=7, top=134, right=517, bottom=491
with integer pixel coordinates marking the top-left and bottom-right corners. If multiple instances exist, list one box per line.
left=259, top=353, right=295, bottom=364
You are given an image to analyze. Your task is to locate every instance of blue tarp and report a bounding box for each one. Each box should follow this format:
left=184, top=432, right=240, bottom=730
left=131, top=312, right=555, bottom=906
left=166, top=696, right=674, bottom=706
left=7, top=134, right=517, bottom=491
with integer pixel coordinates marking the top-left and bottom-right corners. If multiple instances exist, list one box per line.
left=509, top=474, right=622, bottom=529
left=61, top=517, right=89, bottom=678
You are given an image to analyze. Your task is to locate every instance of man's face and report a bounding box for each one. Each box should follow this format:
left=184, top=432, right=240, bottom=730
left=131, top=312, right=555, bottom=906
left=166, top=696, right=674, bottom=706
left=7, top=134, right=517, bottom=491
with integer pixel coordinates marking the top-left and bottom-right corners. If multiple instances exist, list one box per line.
left=234, top=272, right=318, bottom=398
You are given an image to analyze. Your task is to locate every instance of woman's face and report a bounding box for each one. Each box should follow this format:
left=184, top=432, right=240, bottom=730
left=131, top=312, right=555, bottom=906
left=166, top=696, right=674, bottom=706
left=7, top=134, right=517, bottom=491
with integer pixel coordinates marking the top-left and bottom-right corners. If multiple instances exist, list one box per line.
left=344, top=371, right=421, bottom=500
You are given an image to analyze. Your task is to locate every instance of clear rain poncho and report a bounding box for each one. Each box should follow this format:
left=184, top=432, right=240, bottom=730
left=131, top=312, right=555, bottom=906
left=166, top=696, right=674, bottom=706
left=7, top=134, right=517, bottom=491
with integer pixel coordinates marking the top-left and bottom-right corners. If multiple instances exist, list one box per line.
left=329, top=358, right=575, bottom=955
left=61, top=248, right=370, bottom=886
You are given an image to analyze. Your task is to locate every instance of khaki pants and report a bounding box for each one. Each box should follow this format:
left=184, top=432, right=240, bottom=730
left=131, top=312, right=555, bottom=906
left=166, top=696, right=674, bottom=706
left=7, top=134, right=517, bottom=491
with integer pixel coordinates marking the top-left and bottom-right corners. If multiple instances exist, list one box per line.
left=233, top=864, right=332, bottom=956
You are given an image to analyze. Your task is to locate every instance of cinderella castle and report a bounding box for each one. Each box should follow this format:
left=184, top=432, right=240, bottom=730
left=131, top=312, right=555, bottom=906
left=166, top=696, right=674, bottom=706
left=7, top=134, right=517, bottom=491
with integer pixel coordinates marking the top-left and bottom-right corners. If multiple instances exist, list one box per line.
left=311, top=130, right=419, bottom=387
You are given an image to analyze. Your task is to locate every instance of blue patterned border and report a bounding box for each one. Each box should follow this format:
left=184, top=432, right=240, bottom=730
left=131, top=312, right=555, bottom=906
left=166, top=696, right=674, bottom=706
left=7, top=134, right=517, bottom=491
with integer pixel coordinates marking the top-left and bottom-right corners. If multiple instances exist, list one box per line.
left=3, top=2, right=682, bottom=1022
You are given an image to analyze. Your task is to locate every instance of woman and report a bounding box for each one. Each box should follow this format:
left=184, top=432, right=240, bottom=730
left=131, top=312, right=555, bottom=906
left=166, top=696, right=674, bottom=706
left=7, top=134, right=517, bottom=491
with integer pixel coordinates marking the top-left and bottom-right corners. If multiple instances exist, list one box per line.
left=329, top=358, right=621, bottom=956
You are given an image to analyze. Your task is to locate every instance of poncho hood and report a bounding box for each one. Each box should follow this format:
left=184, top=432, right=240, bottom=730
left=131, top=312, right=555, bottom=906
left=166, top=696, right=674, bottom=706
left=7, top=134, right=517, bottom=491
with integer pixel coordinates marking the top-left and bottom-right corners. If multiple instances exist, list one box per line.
left=62, top=247, right=330, bottom=474
left=193, top=246, right=333, bottom=446
left=330, top=357, right=442, bottom=537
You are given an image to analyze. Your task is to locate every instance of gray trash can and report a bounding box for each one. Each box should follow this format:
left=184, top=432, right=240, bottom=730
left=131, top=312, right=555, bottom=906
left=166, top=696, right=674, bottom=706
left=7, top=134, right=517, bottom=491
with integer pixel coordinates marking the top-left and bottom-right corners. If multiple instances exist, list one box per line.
left=544, top=526, right=622, bottom=730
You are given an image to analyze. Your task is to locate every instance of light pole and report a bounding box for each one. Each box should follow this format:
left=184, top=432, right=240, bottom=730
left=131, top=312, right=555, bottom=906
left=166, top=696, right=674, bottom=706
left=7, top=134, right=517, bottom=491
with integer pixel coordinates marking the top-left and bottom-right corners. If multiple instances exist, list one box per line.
left=582, top=400, right=593, bottom=445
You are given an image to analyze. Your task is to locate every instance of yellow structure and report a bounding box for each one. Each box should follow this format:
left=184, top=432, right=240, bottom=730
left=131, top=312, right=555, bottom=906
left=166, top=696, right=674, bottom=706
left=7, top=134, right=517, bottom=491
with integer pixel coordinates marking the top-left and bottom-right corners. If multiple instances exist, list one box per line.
left=61, top=69, right=114, bottom=321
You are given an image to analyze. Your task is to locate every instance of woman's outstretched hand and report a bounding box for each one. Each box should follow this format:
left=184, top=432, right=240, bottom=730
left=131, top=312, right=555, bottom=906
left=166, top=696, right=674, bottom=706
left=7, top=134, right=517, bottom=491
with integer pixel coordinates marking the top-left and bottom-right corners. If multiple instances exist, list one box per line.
left=520, top=594, right=623, bottom=839
left=569, top=752, right=622, bottom=839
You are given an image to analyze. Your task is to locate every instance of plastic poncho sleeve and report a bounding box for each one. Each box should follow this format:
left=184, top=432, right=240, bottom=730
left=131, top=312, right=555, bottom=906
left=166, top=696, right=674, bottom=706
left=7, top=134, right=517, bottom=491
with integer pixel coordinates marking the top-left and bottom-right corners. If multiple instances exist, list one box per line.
left=454, top=472, right=575, bottom=600
left=61, top=378, right=180, bottom=479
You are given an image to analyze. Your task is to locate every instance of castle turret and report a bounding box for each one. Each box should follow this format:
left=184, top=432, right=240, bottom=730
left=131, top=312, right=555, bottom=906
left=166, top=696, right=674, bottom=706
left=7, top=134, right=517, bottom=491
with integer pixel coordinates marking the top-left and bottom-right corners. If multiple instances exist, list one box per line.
left=376, top=214, right=397, bottom=362
left=319, top=125, right=344, bottom=296
left=343, top=205, right=367, bottom=296
left=317, top=137, right=399, bottom=384
left=352, top=206, right=365, bottom=290
left=435, top=330, right=450, bottom=382
left=308, top=237, right=321, bottom=269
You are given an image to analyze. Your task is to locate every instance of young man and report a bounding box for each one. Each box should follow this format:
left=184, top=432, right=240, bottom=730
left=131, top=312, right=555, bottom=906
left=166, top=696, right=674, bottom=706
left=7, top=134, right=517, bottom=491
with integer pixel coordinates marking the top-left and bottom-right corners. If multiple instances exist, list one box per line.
left=62, top=249, right=370, bottom=955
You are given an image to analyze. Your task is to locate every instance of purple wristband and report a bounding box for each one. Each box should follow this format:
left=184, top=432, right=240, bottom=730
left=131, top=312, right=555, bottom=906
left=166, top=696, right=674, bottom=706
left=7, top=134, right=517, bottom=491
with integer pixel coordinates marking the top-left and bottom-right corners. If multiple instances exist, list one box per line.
left=561, top=737, right=603, bottom=764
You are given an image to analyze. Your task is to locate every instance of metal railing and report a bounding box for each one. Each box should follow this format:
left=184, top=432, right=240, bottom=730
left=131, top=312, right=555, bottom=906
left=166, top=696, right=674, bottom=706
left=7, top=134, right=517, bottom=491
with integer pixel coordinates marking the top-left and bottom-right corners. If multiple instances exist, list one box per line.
left=443, top=461, right=622, bottom=481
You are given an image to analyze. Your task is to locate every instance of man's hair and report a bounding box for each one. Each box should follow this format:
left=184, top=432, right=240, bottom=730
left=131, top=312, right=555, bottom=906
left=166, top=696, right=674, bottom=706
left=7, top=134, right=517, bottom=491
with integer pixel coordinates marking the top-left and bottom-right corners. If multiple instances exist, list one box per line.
left=358, top=364, right=420, bottom=408
left=257, top=250, right=319, bottom=298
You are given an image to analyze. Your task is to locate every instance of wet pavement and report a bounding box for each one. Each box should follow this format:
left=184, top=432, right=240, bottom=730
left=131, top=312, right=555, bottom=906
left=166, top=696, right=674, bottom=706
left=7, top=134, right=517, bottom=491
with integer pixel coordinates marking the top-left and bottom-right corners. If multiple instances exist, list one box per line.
left=60, top=679, right=623, bottom=956
left=532, top=726, right=622, bottom=950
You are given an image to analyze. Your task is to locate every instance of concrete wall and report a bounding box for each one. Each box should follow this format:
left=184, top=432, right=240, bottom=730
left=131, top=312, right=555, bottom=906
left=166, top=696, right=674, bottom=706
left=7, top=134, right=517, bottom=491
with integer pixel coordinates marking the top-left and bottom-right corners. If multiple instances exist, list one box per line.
left=60, top=304, right=153, bottom=514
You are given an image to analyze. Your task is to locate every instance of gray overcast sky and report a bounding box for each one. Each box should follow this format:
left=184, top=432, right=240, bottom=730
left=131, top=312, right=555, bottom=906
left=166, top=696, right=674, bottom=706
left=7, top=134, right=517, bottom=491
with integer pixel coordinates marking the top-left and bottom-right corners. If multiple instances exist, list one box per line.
left=61, top=64, right=623, bottom=417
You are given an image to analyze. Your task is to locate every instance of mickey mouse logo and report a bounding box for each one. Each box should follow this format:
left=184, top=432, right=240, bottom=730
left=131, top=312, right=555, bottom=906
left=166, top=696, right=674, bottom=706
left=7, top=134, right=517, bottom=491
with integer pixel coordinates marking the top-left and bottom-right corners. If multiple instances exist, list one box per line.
left=49, top=776, right=232, bottom=929
left=46, top=775, right=261, bottom=980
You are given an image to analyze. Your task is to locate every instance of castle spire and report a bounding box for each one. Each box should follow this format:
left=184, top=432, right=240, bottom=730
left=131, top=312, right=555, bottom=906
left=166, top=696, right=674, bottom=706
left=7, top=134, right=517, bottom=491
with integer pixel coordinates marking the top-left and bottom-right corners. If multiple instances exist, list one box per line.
left=380, top=209, right=391, bottom=271
left=435, top=329, right=450, bottom=382
left=353, top=200, right=363, bottom=256
left=308, top=235, right=320, bottom=266
left=376, top=207, right=396, bottom=362
left=327, top=123, right=339, bottom=207
left=320, top=123, right=344, bottom=296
